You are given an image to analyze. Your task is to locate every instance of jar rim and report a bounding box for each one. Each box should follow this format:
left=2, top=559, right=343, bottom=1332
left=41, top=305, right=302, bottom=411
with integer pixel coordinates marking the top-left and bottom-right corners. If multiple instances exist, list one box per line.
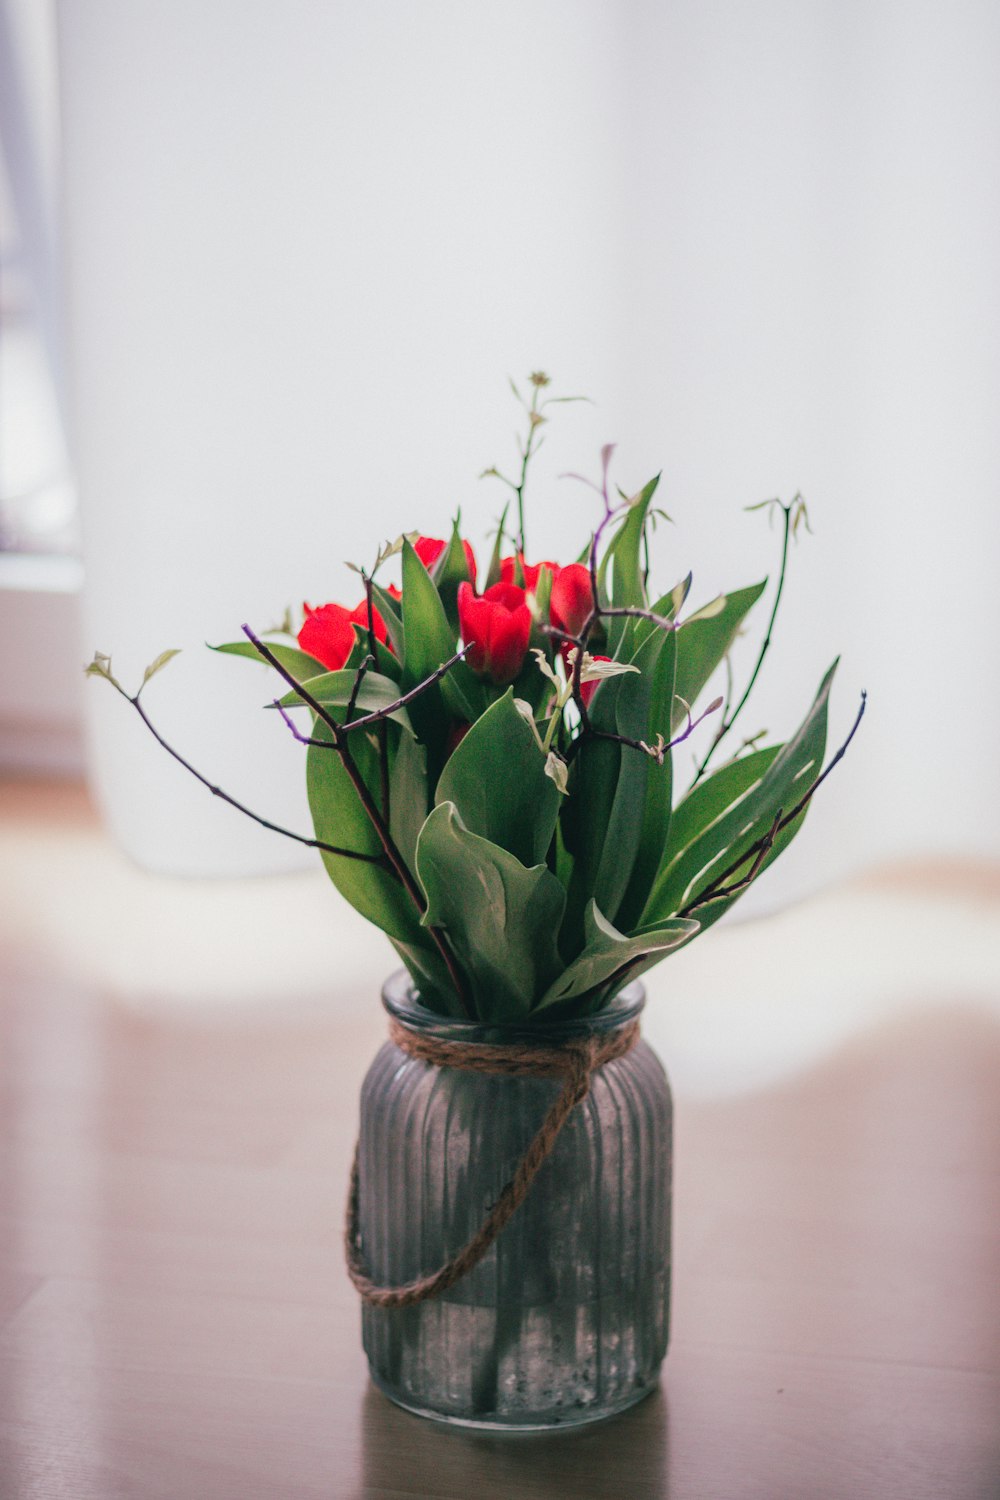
left=380, top=969, right=646, bottom=1044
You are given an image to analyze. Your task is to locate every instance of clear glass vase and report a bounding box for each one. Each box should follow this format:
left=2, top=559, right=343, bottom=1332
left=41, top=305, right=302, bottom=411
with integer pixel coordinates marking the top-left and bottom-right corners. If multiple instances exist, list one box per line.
left=355, top=972, right=672, bottom=1430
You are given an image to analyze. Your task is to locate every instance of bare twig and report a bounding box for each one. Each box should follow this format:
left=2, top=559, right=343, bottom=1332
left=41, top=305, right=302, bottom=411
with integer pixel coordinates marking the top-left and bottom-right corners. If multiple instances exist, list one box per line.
left=346, top=653, right=375, bottom=723
left=692, top=497, right=796, bottom=784
left=118, top=688, right=388, bottom=867
left=272, top=648, right=471, bottom=747
left=243, top=624, right=473, bottom=1017
left=678, top=690, right=867, bottom=916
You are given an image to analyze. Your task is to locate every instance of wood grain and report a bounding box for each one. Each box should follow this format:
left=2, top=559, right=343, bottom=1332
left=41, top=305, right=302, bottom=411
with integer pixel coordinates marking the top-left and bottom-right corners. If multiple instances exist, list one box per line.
left=0, top=780, right=998, bottom=1498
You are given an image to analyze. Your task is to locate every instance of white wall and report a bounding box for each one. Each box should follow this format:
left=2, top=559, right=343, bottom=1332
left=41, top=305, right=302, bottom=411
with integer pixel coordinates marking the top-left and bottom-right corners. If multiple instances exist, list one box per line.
left=58, top=1, right=1000, bottom=889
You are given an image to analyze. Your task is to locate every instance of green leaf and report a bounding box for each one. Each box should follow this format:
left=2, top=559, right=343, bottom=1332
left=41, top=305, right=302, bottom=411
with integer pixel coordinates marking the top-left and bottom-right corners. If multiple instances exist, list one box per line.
left=84, top=652, right=122, bottom=691
left=141, top=648, right=181, bottom=686
left=644, top=662, right=837, bottom=928
left=607, top=475, right=659, bottom=622
left=399, top=538, right=471, bottom=762
left=211, top=638, right=325, bottom=682
left=388, top=729, right=428, bottom=871
left=484, top=504, right=509, bottom=590
left=305, top=716, right=427, bottom=947
left=369, top=582, right=405, bottom=657
left=672, top=581, right=766, bottom=729
left=592, top=626, right=665, bottom=924
left=615, top=625, right=678, bottom=931
left=416, top=802, right=566, bottom=1021
left=389, top=938, right=464, bottom=1019
left=650, top=743, right=783, bottom=900
left=534, top=901, right=697, bottom=1012
left=434, top=689, right=560, bottom=866
left=274, top=668, right=414, bottom=733
left=434, top=518, right=476, bottom=630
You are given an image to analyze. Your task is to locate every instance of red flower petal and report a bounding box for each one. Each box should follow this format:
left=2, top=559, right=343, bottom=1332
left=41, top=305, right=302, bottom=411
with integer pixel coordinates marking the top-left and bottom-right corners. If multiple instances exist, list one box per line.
left=550, top=563, right=594, bottom=638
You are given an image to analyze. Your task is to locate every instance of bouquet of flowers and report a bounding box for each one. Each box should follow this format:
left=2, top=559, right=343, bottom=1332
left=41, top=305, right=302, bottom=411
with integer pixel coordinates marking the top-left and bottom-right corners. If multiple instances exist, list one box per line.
left=88, top=374, right=864, bottom=1024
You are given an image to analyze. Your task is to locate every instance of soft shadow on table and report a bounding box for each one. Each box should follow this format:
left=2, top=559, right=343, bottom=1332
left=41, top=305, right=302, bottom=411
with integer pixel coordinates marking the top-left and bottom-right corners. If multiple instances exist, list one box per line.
left=360, top=1381, right=670, bottom=1500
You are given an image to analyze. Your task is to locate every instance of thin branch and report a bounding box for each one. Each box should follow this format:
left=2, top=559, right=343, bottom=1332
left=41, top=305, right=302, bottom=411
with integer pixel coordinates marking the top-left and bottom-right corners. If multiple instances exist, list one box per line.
left=346, top=652, right=375, bottom=722
left=362, top=574, right=391, bottom=822
left=692, top=498, right=794, bottom=784
left=582, top=695, right=723, bottom=767
left=243, top=624, right=473, bottom=1018
left=271, top=648, right=471, bottom=747
left=600, top=603, right=678, bottom=633
left=682, top=809, right=783, bottom=915
left=678, top=690, right=867, bottom=917
left=120, top=688, right=388, bottom=867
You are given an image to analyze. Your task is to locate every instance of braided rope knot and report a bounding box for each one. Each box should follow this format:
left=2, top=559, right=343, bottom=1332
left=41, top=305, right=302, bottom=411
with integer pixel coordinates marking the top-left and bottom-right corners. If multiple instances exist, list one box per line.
left=345, top=1016, right=640, bottom=1309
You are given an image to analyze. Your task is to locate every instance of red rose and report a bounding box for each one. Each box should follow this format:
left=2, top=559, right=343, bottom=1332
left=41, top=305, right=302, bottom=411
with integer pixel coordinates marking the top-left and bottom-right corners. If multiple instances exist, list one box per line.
left=298, top=599, right=389, bottom=672
left=550, top=563, right=594, bottom=638
left=457, top=580, right=532, bottom=685
left=499, top=553, right=559, bottom=594
left=415, top=535, right=477, bottom=584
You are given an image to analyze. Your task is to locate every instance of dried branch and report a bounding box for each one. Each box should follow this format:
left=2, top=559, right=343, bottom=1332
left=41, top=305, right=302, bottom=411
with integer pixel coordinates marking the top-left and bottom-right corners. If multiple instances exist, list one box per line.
left=679, top=690, right=867, bottom=917
left=692, top=496, right=798, bottom=784
left=271, top=647, right=471, bottom=748
left=243, top=624, right=473, bottom=1017
left=116, top=685, right=389, bottom=867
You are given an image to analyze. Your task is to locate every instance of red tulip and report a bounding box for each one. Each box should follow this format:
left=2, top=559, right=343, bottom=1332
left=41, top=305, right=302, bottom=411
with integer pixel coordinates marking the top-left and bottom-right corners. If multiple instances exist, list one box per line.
left=500, top=553, right=559, bottom=594
left=457, top=581, right=532, bottom=685
left=298, top=599, right=389, bottom=672
left=415, top=534, right=477, bottom=584
left=550, top=563, right=594, bottom=638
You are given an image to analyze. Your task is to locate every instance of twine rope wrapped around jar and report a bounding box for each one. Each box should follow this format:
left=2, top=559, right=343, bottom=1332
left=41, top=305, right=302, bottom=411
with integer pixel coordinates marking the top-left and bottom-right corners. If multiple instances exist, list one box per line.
left=344, top=1014, right=641, bottom=1309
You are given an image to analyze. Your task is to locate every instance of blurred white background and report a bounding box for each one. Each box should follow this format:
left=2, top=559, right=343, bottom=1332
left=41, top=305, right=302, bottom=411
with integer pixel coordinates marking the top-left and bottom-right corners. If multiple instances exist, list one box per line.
left=4, top=0, right=998, bottom=899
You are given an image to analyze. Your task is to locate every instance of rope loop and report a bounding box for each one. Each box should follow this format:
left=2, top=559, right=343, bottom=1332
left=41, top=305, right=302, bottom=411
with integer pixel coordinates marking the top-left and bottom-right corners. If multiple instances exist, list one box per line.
left=345, top=1017, right=640, bottom=1308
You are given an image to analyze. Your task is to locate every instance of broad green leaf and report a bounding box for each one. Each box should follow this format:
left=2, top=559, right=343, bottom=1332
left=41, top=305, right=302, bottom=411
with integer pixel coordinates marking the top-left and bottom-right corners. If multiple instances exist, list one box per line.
left=593, top=626, right=666, bottom=924
left=672, top=581, right=766, bottom=729
left=633, top=573, right=691, bottom=650
left=534, top=901, right=697, bottom=1012
left=559, top=711, right=623, bottom=956
left=389, top=938, right=465, bottom=1019
left=606, top=474, right=660, bottom=652
left=650, top=744, right=782, bottom=898
left=370, top=582, right=404, bottom=656
left=434, top=689, right=560, bottom=866
left=274, top=668, right=414, bottom=733
left=416, top=802, right=566, bottom=1021
left=388, top=729, right=428, bottom=871
left=435, top=518, right=477, bottom=630
left=399, top=538, right=474, bottom=757
left=401, top=537, right=457, bottom=683
left=305, top=716, right=427, bottom=947
left=484, top=503, right=509, bottom=590
left=644, top=661, right=837, bottom=929
left=615, top=625, right=678, bottom=931
left=211, top=638, right=325, bottom=682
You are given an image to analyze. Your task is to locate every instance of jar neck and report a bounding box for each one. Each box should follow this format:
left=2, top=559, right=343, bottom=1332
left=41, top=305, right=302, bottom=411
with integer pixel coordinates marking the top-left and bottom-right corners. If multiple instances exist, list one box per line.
left=381, top=970, right=645, bottom=1047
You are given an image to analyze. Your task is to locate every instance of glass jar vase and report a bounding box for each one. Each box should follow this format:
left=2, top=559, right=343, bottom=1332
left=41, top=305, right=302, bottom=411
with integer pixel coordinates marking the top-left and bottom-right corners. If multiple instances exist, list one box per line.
left=353, top=971, right=672, bottom=1430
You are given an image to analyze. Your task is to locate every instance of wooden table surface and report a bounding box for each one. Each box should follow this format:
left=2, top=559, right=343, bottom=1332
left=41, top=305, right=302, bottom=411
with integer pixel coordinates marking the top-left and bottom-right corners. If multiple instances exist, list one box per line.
left=1, top=780, right=999, bottom=1499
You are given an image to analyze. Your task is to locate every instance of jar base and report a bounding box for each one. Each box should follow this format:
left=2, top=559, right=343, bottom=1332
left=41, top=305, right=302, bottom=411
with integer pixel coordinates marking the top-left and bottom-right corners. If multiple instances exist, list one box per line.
left=368, top=1368, right=661, bottom=1432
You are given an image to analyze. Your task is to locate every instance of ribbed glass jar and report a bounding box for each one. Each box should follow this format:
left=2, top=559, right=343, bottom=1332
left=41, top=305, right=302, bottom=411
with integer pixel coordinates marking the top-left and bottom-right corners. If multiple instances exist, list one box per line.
left=356, top=972, right=672, bottom=1430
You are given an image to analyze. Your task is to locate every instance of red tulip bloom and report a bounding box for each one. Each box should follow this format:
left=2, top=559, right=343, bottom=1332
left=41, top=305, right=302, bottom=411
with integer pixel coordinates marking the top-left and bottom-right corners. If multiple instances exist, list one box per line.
left=298, top=599, right=389, bottom=673
left=550, top=563, right=594, bottom=638
left=499, top=553, right=559, bottom=594
left=414, top=534, right=477, bottom=584
left=457, top=581, right=532, bottom=685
